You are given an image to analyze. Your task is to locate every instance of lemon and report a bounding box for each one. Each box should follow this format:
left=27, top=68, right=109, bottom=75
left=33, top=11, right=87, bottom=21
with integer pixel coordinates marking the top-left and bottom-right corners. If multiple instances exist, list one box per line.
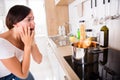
left=69, top=36, right=77, bottom=43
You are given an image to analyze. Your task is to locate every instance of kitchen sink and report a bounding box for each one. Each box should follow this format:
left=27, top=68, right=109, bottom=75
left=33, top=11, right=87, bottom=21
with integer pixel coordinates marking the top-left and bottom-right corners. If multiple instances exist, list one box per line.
left=49, top=35, right=70, bottom=47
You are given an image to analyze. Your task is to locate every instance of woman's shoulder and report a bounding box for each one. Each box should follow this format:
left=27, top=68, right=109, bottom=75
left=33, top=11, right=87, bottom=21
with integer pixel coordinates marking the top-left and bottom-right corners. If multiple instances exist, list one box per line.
left=0, top=31, right=8, bottom=39
left=0, top=33, right=8, bottom=42
left=0, top=33, right=4, bottom=38
left=0, top=32, right=13, bottom=47
left=0, top=31, right=12, bottom=43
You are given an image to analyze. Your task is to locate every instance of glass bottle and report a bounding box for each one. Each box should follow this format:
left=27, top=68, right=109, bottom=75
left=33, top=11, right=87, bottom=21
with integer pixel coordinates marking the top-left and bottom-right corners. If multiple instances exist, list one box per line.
left=79, top=20, right=86, bottom=41
left=100, top=25, right=109, bottom=47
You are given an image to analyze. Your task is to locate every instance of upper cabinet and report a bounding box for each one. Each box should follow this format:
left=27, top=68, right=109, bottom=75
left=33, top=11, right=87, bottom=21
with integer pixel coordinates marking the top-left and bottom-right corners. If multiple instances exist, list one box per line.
left=55, top=0, right=75, bottom=6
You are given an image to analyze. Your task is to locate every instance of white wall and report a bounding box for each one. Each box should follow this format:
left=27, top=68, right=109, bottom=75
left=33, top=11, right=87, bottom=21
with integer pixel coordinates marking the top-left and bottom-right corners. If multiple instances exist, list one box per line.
left=28, top=0, right=48, bottom=37
left=0, top=0, right=5, bottom=16
left=0, top=0, right=6, bottom=33
left=68, top=0, right=81, bottom=35
left=69, top=0, right=120, bottom=50
left=4, top=0, right=27, bottom=15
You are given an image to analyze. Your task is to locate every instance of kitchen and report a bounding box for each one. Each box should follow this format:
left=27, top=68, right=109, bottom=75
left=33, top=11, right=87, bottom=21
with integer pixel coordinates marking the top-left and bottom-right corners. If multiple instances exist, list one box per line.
left=0, top=0, right=120, bottom=80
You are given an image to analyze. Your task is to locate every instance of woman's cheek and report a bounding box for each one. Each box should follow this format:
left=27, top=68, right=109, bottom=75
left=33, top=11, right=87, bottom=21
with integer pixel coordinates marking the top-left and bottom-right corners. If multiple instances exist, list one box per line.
left=17, top=26, right=23, bottom=34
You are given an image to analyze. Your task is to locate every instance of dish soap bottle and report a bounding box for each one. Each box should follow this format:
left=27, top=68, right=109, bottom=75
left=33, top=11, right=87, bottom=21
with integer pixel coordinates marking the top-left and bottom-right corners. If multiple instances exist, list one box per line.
left=77, top=28, right=80, bottom=40
left=100, top=25, right=109, bottom=47
left=61, top=25, right=66, bottom=36
left=58, top=26, right=62, bottom=36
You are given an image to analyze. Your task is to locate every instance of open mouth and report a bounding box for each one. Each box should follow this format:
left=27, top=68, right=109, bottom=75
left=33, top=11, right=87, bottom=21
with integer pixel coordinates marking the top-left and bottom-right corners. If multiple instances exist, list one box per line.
left=30, top=28, right=34, bottom=31
left=30, top=28, right=34, bottom=35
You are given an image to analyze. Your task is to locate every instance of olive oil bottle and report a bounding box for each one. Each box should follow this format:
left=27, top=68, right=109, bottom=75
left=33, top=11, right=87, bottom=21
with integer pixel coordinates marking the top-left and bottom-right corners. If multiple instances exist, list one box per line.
left=100, top=25, right=109, bottom=47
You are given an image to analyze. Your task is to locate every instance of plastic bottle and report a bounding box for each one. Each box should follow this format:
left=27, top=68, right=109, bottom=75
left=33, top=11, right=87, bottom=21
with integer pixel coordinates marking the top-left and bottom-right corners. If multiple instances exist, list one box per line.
left=58, top=26, right=62, bottom=35
left=77, top=28, right=80, bottom=40
left=85, top=29, right=93, bottom=38
left=61, top=25, right=66, bottom=36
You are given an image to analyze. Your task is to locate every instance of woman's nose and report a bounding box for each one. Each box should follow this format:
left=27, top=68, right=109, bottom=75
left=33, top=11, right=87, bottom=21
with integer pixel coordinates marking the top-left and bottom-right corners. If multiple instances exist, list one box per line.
left=30, top=21, right=35, bottom=26
left=30, top=21, right=35, bottom=28
left=31, top=20, right=35, bottom=26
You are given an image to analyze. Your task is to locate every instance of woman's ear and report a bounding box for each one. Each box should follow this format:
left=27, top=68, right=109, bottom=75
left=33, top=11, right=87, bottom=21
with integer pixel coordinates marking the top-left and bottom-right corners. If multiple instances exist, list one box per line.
left=13, top=23, right=21, bottom=29
left=13, top=23, right=18, bottom=28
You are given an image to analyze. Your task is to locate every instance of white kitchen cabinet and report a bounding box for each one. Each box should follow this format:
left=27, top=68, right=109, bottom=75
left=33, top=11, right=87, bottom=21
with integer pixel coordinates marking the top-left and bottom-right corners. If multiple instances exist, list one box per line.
left=47, top=40, right=67, bottom=80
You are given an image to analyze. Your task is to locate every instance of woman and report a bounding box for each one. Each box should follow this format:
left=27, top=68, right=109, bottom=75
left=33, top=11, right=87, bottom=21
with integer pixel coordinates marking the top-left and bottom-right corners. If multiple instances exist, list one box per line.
left=0, top=5, right=42, bottom=80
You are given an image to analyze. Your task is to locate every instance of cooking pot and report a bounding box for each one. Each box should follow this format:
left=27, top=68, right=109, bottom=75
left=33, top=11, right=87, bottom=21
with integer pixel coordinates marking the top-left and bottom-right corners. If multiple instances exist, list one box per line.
left=71, top=43, right=100, bottom=79
left=71, top=43, right=99, bottom=64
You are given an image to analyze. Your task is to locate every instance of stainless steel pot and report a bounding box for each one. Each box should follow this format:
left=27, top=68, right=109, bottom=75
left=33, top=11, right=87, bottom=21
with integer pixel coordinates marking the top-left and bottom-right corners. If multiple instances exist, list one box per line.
left=71, top=44, right=99, bottom=80
left=71, top=44, right=99, bottom=64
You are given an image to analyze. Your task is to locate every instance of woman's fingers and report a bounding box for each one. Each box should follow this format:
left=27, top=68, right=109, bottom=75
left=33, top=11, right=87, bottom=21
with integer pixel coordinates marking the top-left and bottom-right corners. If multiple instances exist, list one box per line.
left=22, top=26, right=31, bottom=36
left=24, top=25, right=28, bottom=35
left=28, top=27, right=31, bottom=36
left=31, top=30, right=35, bottom=38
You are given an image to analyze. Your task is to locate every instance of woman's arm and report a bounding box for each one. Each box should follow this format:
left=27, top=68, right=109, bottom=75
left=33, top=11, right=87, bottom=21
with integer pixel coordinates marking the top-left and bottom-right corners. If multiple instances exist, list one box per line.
left=1, top=46, right=31, bottom=79
left=31, top=43, right=42, bottom=64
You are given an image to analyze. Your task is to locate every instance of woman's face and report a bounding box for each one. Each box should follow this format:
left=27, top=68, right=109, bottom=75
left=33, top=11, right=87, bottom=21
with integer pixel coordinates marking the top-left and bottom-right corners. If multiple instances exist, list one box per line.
left=14, top=11, right=35, bottom=33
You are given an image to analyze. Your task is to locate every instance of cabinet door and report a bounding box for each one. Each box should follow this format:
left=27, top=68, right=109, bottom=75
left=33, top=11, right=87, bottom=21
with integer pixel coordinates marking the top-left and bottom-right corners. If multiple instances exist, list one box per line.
left=47, top=43, right=67, bottom=80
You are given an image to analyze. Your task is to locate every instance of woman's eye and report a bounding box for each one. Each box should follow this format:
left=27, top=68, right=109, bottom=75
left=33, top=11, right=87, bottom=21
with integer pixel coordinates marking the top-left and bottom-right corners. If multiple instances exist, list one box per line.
left=24, top=17, right=34, bottom=22
left=27, top=18, right=34, bottom=22
left=28, top=19, right=31, bottom=22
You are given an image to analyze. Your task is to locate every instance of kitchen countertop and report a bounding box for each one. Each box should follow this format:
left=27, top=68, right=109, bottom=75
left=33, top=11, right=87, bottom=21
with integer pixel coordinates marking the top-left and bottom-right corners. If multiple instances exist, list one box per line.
left=48, top=37, right=80, bottom=80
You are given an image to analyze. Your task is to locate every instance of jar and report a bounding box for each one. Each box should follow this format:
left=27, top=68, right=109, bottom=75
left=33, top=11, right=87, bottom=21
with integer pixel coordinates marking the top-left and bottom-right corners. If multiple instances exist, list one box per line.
left=85, top=29, right=93, bottom=38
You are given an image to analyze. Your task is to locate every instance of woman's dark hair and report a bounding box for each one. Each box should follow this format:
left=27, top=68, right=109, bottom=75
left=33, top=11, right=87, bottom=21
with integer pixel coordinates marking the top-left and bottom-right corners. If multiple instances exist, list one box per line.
left=6, top=5, right=31, bottom=29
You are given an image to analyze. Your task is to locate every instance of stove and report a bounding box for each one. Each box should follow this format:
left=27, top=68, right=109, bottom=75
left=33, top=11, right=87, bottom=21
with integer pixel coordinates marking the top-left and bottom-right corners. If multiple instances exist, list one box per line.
left=64, top=48, right=120, bottom=80
left=64, top=55, right=101, bottom=80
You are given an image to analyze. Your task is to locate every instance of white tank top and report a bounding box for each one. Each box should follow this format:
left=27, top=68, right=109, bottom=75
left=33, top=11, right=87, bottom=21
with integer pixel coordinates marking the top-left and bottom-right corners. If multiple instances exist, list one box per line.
left=0, top=38, right=23, bottom=77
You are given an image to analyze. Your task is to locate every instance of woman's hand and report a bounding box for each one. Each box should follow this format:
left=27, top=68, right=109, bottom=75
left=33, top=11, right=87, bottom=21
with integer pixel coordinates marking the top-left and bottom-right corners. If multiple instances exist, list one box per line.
left=19, top=26, right=35, bottom=47
left=19, top=26, right=35, bottom=75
